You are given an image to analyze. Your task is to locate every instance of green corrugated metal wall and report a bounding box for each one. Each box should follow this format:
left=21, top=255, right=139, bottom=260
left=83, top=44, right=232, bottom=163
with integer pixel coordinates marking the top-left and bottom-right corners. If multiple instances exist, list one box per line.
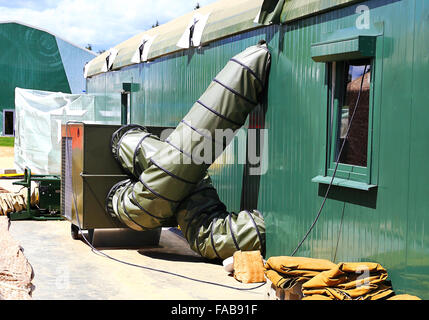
left=87, top=0, right=429, bottom=298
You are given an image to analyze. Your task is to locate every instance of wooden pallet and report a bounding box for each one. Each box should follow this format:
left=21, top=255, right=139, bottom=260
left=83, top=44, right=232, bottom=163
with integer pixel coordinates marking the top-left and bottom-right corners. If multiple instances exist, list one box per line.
left=265, top=277, right=304, bottom=300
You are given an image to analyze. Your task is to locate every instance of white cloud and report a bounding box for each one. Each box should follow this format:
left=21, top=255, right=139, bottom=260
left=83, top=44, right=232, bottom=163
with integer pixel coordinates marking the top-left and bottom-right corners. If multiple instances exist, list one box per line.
left=0, top=0, right=217, bottom=52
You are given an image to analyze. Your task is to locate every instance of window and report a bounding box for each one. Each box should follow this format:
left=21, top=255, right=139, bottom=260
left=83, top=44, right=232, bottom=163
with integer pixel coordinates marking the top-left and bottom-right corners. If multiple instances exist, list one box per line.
left=2, top=110, right=15, bottom=136
left=311, top=27, right=382, bottom=190
left=326, top=58, right=374, bottom=185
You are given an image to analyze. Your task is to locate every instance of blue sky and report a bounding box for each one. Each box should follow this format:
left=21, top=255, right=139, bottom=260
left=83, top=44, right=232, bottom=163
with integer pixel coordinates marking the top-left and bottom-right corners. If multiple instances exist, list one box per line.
left=0, top=0, right=218, bottom=52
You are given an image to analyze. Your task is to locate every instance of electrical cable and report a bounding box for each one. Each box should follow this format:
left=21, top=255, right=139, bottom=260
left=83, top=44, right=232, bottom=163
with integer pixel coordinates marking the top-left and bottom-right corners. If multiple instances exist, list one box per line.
left=65, top=121, right=265, bottom=292
left=333, top=202, right=346, bottom=262
left=291, top=64, right=369, bottom=257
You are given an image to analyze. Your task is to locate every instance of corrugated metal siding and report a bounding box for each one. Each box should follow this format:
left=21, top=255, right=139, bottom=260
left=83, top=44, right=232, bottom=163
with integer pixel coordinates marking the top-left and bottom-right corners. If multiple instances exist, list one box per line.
left=87, top=0, right=429, bottom=298
left=405, top=0, right=429, bottom=297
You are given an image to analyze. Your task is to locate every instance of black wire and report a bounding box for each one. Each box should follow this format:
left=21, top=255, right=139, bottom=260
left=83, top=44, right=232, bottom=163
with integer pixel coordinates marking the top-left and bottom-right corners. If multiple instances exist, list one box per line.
left=65, top=121, right=265, bottom=292
left=291, top=64, right=369, bottom=257
left=333, top=202, right=346, bottom=262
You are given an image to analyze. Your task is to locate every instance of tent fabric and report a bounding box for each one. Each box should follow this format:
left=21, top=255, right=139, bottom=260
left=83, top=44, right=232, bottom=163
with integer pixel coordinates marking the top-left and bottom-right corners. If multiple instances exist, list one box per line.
left=14, top=88, right=96, bottom=175
left=106, top=43, right=271, bottom=231
left=85, top=0, right=265, bottom=77
left=256, top=0, right=285, bottom=25
left=85, top=0, right=367, bottom=77
left=257, top=0, right=366, bottom=25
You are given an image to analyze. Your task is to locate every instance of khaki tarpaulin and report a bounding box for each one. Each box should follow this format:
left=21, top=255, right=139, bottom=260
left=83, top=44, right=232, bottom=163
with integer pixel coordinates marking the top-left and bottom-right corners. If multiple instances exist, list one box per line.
left=301, top=262, right=395, bottom=300
left=387, top=294, right=421, bottom=300
left=264, top=256, right=337, bottom=289
left=265, top=257, right=422, bottom=300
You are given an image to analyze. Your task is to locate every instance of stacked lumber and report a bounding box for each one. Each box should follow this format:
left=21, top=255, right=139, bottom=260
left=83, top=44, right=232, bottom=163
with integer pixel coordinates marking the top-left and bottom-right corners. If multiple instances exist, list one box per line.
left=0, top=191, right=27, bottom=216
left=0, top=186, right=38, bottom=216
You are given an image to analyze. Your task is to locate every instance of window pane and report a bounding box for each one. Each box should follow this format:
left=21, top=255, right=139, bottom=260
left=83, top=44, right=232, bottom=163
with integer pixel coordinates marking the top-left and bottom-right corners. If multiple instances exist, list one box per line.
left=337, top=61, right=371, bottom=167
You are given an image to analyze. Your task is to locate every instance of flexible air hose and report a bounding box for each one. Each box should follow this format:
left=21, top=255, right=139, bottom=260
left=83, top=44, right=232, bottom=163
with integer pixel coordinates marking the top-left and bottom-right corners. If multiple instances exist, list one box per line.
left=176, top=176, right=265, bottom=260
left=107, top=126, right=266, bottom=259
left=106, top=43, right=271, bottom=258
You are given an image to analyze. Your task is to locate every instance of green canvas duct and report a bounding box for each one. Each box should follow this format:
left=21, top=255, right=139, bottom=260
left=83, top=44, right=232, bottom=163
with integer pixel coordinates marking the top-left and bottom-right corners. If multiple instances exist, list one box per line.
left=106, top=43, right=270, bottom=258
left=108, top=127, right=266, bottom=260
left=106, top=43, right=271, bottom=232
left=176, top=176, right=265, bottom=260
left=111, top=124, right=165, bottom=178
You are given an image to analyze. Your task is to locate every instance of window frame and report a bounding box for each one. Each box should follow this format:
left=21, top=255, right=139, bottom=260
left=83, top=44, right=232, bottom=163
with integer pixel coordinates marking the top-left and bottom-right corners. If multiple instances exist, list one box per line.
left=311, top=25, right=384, bottom=191
left=325, top=59, right=375, bottom=185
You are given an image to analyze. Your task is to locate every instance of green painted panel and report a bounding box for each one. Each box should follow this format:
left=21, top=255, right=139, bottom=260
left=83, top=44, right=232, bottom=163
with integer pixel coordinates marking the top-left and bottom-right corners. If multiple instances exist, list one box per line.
left=311, top=35, right=376, bottom=62
left=404, top=0, right=429, bottom=298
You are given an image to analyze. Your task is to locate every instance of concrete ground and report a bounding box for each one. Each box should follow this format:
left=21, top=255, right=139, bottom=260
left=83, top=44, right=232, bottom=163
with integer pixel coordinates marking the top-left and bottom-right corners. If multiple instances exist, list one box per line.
left=8, top=221, right=266, bottom=300
left=0, top=146, right=14, bottom=170
left=1, top=146, right=266, bottom=300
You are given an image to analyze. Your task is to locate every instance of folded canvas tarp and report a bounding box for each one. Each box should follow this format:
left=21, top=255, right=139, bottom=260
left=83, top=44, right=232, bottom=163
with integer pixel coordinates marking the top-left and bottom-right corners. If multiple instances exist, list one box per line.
left=302, top=262, right=395, bottom=300
left=265, top=256, right=338, bottom=289
left=106, top=43, right=271, bottom=259
left=14, top=88, right=96, bottom=175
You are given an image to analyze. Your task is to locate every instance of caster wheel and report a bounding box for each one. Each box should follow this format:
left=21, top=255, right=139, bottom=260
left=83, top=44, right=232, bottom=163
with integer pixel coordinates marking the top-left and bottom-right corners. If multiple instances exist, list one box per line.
left=71, top=224, right=80, bottom=240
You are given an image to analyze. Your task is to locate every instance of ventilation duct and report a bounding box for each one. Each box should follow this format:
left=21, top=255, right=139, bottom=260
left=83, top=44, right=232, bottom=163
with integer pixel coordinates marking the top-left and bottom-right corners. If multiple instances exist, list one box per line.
left=106, top=43, right=271, bottom=259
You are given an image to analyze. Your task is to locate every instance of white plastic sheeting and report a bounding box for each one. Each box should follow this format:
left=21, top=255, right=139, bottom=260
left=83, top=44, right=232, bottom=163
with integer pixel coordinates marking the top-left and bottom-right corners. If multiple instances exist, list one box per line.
left=14, top=88, right=96, bottom=175
left=176, top=12, right=211, bottom=48
left=131, top=35, right=157, bottom=63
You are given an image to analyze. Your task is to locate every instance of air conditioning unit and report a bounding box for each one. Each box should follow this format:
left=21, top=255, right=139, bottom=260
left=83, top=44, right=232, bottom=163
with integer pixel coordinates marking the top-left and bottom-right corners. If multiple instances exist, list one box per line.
left=60, top=123, right=162, bottom=247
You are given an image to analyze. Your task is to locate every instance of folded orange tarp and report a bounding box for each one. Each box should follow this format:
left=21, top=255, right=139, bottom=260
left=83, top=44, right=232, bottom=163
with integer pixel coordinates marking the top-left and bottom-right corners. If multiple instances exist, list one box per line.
left=265, top=256, right=337, bottom=289
left=302, top=262, right=395, bottom=300
left=387, top=294, right=421, bottom=300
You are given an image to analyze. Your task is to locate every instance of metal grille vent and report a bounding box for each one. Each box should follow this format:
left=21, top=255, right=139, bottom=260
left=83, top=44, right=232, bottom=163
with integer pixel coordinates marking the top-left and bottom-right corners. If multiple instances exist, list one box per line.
left=61, top=137, right=73, bottom=221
